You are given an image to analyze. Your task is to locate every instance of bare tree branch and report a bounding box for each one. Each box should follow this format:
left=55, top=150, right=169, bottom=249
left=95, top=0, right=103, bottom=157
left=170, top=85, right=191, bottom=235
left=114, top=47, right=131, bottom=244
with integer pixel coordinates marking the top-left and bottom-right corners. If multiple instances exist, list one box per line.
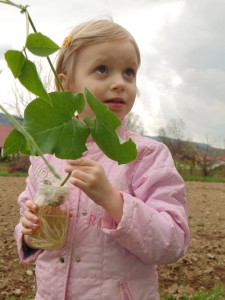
left=5, top=59, right=52, bottom=117
left=126, top=111, right=146, bottom=136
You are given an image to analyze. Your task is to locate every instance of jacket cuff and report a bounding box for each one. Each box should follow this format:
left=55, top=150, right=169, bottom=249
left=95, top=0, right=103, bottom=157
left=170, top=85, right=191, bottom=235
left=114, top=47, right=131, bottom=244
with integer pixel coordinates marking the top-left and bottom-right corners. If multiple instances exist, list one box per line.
left=22, top=240, right=38, bottom=257
left=101, top=191, right=135, bottom=237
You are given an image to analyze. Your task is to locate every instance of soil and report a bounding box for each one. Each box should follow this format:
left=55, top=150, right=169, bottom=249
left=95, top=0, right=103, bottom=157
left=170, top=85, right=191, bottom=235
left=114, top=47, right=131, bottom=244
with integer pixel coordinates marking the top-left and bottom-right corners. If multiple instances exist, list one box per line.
left=0, top=177, right=224, bottom=299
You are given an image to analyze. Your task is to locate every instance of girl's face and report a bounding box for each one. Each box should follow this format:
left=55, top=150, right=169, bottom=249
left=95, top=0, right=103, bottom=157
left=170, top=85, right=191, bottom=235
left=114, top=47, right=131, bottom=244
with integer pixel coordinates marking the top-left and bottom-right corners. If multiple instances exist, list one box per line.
left=67, top=40, right=139, bottom=120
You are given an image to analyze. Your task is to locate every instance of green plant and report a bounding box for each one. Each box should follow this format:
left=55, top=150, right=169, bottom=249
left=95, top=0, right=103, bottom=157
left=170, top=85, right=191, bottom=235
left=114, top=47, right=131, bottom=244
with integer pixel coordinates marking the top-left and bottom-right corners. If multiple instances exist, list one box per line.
left=182, top=175, right=225, bottom=183
left=160, top=283, right=225, bottom=299
left=5, top=298, right=31, bottom=300
left=0, top=0, right=137, bottom=185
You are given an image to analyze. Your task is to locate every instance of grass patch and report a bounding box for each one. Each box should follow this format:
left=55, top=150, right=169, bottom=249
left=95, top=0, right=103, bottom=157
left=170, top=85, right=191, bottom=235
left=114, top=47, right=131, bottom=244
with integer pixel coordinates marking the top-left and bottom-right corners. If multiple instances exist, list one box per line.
left=5, top=285, right=225, bottom=300
left=1, top=171, right=224, bottom=182
left=5, top=298, right=31, bottom=300
left=0, top=162, right=9, bottom=172
left=182, top=175, right=225, bottom=183
left=0, top=161, right=27, bottom=177
left=0, top=171, right=27, bottom=177
left=160, top=284, right=225, bottom=299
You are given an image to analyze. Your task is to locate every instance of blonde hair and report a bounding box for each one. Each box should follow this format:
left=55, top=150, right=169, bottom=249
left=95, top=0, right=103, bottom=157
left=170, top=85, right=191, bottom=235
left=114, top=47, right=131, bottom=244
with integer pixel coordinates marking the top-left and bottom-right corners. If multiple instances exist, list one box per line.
left=55, top=19, right=141, bottom=90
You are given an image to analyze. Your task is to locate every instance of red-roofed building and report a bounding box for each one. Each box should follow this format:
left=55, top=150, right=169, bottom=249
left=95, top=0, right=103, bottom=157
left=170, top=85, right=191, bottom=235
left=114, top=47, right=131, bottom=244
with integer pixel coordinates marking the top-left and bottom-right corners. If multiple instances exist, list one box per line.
left=217, top=153, right=225, bottom=162
left=0, top=125, right=14, bottom=156
left=195, top=155, right=216, bottom=163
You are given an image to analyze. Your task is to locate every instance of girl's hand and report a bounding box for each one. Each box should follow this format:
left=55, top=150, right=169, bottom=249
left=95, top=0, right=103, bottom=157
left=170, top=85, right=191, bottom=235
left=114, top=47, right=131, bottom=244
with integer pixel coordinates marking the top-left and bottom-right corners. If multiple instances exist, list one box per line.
left=65, top=158, right=116, bottom=206
left=65, top=158, right=124, bottom=223
left=21, top=200, right=39, bottom=236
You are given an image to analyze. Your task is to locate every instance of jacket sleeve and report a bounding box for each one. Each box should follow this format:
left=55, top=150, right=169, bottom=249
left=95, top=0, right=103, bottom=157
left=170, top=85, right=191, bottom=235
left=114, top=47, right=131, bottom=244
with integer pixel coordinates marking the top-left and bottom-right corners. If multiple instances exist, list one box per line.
left=102, top=142, right=190, bottom=265
left=14, top=157, right=43, bottom=263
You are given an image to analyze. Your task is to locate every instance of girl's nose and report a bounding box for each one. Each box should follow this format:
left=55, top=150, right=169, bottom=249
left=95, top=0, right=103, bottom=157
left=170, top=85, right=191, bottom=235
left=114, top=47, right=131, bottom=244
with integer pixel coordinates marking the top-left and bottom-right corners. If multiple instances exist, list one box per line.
left=110, top=74, right=125, bottom=91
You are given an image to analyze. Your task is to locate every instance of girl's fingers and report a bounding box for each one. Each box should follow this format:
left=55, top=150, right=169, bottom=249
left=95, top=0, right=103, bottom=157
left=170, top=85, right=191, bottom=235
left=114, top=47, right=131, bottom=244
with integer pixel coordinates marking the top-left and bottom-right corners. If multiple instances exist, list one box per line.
left=23, top=209, right=38, bottom=223
left=65, top=158, right=97, bottom=172
left=65, top=165, right=90, bottom=173
left=21, top=226, right=35, bottom=235
left=21, top=201, right=39, bottom=235
left=21, top=215, right=39, bottom=235
left=67, top=158, right=95, bottom=166
left=70, top=176, right=87, bottom=190
left=25, top=200, right=38, bottom=213
left=71, top=169, right=90, bottom=181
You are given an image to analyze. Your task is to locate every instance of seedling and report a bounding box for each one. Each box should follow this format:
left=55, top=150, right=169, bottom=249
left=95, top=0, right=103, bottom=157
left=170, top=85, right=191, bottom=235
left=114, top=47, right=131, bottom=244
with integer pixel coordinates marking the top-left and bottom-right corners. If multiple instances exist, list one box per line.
left=0, top=0, right=137, bottom=185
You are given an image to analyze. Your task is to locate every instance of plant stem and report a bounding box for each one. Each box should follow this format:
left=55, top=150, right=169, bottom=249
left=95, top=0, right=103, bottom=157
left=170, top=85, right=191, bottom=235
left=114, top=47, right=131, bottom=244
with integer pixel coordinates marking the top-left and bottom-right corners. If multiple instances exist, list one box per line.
left=26, top=12, right=65, bottom=91
left=27, top=12, right=37, bottom=32
left=25, top=10, right=68, bottom=176
left=1, top=0, right=70, bottom=183
left=24, top=8, right=29, bottom=38
left=0, top=0, right=22, bottom=9
left=60, top=173, right=71, bottom=186
left=47, top=57, right=65, bottom=91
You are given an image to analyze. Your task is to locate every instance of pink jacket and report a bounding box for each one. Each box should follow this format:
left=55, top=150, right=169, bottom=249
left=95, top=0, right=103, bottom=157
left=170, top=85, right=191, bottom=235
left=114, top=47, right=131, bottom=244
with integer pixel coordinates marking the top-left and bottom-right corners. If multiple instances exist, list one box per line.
left=15, top=123, right=189, bottom=300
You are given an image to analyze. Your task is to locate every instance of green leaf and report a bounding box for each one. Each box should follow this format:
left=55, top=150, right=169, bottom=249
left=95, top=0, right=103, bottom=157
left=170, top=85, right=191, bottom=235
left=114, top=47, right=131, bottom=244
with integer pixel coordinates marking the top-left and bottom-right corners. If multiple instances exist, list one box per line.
left=22, top=91, right=90, bottom=159
left=4, top=50, right=26, bottom=78
left=85, top=88, right=137, bottom=164
left=85, top=88, right=121, bottom=130
left=4, top=129, right=29, bottom=155
left=4, top=88, right=137, bottom=164
left=4, top=128, right=62, bottom=180
left=4, top=50, right=51, bottom=104
left=26, top=32, right=60, bottom=57
left=18, top=59, right=51, bottom=104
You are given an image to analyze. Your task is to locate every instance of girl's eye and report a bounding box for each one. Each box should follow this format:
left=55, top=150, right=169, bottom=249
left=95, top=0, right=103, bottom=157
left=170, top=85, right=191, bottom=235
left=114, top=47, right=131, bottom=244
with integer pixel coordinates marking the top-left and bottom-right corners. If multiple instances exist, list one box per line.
left=124, top=68, right=135, bottom=77
left=96, top=65, right=108, bottom=74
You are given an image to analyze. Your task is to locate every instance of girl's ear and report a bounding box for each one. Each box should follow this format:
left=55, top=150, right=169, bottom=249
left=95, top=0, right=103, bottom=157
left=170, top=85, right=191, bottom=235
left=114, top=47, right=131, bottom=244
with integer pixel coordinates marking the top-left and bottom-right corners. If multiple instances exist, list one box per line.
left=58, top=73, right=74, bottom=92
left=59, top=73, right=67, bottom=86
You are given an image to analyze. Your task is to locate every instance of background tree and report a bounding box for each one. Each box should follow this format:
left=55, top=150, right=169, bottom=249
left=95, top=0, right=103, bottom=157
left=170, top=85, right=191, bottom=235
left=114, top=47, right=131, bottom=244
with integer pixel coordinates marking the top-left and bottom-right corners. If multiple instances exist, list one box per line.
left=194, top=137, right=220, bottom=177
left=157, top=118, right=200, bottom=176
left=158, top=117, right=186, bottom=157
left=196, top=144, right=213, bottom=176
left=126, top=111, right=146, bottom=135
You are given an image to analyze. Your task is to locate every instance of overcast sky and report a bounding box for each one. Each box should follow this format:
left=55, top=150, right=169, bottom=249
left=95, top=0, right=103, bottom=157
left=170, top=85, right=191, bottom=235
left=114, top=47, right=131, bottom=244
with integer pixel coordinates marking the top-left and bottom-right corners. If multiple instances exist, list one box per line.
left=0, top=0, right=225, bottom=148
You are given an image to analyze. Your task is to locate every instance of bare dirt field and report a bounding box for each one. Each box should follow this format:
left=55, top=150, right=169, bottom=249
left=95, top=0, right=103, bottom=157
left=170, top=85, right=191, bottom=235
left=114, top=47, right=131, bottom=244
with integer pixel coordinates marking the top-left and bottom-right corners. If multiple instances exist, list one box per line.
left=0, top=177, right=224, bottom=299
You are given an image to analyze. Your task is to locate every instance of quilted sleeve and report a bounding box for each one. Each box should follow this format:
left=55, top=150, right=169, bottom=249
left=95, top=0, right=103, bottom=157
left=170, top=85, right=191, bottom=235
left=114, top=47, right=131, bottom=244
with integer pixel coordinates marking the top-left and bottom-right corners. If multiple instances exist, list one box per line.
left=102, top=142, right=190, bottom=265
left=14, top=157, right=43, bottom=263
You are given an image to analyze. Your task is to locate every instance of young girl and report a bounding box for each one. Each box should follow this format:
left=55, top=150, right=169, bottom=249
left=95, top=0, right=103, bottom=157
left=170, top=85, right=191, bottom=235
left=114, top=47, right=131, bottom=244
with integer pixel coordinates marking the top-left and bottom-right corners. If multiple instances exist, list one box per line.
left=16, top=19, right=189, bottom=300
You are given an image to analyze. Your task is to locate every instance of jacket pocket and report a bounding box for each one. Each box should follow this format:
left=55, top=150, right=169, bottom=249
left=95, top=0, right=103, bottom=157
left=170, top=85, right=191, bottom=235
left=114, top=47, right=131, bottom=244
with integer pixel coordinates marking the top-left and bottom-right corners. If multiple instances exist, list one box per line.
left=118, top=281, right=133, bottom=300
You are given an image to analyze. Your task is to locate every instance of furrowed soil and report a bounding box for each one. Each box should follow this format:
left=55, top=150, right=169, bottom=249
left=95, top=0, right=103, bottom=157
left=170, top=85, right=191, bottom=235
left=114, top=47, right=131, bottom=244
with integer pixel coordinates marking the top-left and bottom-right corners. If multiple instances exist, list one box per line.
left=0, top=177, right=224, bottom=299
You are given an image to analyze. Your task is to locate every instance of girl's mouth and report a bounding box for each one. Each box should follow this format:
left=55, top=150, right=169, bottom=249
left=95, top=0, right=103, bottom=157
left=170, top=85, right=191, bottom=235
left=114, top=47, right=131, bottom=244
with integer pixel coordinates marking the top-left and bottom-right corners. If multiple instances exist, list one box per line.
left=104, top=98, right=125, bottom=104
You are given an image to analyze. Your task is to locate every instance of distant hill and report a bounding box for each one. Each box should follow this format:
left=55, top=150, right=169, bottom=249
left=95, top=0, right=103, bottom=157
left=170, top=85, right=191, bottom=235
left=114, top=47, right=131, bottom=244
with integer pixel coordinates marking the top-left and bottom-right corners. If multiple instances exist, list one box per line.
left=0, top=113, right=224, bottom=157
left=150, top=136, right=225, bottom=157
left=0, top=112, right=23, bottom=125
